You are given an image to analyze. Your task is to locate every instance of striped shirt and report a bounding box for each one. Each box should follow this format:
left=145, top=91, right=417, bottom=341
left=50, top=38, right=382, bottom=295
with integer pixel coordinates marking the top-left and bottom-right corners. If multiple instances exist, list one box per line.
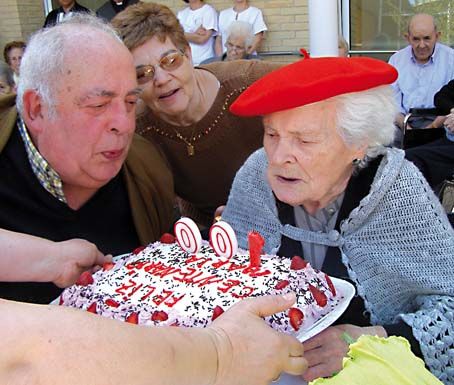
left=17, top=117, right=67, bottom=204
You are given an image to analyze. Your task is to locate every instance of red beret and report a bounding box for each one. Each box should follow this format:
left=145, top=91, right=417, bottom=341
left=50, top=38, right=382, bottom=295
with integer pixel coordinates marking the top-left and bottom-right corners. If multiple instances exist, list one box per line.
left=230, top=57, right=398, bottom=116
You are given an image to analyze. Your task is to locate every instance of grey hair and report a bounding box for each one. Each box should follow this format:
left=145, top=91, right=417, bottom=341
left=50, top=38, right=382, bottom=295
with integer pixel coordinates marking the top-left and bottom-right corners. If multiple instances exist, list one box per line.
left=333, top=85, right=397, bottom=167
left=17, top=13, right=122, bottom=117
left=226, top=20, right=254, bottom=48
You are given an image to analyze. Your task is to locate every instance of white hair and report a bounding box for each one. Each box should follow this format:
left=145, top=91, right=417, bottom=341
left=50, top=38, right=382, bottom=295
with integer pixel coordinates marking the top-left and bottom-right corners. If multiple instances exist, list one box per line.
left=17, top=13, right=122, bottom=118
left=226, top=20, right=254, bottom=48
left=333, top=85, right=397, bottom=167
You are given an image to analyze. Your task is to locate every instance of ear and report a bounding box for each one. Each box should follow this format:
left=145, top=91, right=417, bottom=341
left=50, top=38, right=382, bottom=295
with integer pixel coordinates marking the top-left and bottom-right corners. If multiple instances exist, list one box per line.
left=21, top=89, right=46, bottom=136
left=435, top=31, right=441, bottom=40
left=404, top=32, right=410, bottom=43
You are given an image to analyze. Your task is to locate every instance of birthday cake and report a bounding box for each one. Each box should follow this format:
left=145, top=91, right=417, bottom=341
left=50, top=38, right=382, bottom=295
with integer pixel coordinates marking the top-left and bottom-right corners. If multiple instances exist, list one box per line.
left=60, top=219, right=341, bottom=336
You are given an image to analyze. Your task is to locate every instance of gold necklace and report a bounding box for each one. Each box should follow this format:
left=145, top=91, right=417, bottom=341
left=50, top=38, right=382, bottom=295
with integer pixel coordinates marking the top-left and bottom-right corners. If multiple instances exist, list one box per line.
left=174, top=129, right=196, bottom=156
left=138, top=85, right=247, bottom=156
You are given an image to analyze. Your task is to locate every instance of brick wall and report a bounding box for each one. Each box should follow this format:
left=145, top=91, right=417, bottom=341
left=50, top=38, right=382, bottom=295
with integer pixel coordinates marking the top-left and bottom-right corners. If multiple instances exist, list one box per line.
left=0, top=0, right=308, bottom=64
left=0, top=0, right=44, bottom=63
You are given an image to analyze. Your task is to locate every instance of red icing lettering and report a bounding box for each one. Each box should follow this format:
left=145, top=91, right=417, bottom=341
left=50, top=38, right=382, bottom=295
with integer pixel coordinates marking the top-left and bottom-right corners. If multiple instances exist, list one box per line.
left=218, top=279, right=241, bottom=293
left=140, top=285, right=156, bottom=301
left=232, top=286, right=255, bottom=299
left=153, top=289, right=173, bottom=306
left=243, top=266, right=272, bottom=278
left=173, top=267, right=197, bottom=282
left=192, top=274, right=223, bottom=287
left=164, top=293, right=186, bottom=308
left=128, top=283, right=143, bottom=298
left=227, top=262, right=248, bottom=272
left=211, top=259, right=230, bottom=269
left=115, top=279, right=137, bottom=296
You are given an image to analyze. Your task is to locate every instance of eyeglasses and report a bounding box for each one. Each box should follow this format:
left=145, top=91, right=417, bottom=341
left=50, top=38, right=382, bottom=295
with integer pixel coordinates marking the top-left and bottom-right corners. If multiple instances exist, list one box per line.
left=225, top=42, right=246, bottom=52
left=136, top=50, right=185, bottom=85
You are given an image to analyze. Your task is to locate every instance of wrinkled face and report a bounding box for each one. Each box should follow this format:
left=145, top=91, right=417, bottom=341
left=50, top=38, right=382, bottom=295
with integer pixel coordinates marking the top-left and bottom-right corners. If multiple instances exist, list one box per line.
left=406, top=20, right=439, bottom=63
left=263, top=101, right=365, bottom=209
left=32, top=41, right=139, bottom=192
left=131, top=36, right=195, bottom=121
left=226, top=35, right=248, bottom=61
left=7, top=47, right=24, bottom=75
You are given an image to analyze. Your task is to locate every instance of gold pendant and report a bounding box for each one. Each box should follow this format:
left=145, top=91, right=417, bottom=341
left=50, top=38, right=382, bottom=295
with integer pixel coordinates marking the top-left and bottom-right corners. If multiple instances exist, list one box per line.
left=187, top=144, right=195, bottom=156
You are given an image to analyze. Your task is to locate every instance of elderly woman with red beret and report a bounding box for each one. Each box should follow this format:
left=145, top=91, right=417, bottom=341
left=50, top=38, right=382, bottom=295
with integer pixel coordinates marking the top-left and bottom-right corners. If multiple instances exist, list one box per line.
left=222, top=57, right=454, bottom=384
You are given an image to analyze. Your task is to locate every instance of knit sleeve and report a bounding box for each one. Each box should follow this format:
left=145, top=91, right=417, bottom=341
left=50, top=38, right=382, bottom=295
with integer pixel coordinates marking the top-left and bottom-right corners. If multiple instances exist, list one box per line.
left=222, top=148, right=283, bottom=253
left=400, top=295, right=454, bottom=384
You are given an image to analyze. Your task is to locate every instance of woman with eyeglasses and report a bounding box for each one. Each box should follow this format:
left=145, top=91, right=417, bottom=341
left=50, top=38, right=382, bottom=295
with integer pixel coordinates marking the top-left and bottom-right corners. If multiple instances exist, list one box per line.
left=112, top=2, right=280, bottom=228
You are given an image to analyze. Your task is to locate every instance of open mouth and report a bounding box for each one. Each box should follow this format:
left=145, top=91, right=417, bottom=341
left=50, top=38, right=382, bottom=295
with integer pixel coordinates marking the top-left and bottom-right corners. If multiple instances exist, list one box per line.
left=158, top=89, right=179, bottom=99
left=277, top=176, right=300, bottom=183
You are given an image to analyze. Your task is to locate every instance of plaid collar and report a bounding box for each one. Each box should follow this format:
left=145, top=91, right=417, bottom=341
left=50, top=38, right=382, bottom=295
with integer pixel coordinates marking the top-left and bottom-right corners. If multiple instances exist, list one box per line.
left=17, top=117, right=67, bottom=204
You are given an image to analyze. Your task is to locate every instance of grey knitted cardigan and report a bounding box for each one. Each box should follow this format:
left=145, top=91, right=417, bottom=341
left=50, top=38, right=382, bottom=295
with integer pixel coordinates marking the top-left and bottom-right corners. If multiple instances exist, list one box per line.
left=222, top=147, right=454, bottom=384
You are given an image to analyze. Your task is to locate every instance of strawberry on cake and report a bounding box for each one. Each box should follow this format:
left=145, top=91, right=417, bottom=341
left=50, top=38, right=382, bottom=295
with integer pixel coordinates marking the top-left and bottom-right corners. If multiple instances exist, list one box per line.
left=60, top=218, right=345, bottom=338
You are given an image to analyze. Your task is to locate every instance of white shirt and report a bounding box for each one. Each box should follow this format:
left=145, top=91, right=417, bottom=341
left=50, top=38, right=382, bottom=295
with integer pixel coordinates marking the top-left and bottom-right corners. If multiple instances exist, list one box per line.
left=177, top=4, right=218, bottom=66
left=218, top=6, right=267, bottom=54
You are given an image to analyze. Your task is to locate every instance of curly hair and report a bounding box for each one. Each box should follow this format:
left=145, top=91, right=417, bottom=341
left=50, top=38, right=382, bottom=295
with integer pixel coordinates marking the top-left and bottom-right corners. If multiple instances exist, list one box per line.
left=111, top=2, right=189, bottom=52
left=3, top=41, right=26, bottom=64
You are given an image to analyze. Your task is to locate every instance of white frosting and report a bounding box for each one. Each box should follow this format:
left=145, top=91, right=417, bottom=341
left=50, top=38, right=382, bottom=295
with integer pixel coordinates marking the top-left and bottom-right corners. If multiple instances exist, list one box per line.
left=61, top=241, right=339, bottom=335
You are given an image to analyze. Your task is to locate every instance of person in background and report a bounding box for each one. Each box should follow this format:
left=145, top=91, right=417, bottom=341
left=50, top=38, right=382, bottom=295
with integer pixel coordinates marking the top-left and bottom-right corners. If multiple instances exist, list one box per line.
left=112, top=2, right=280, bottom=229
left=3, top=40, right=25, bottom=87
left=216, top=0, right=267, bottom=57
left=388, top=13, right=454, bottom=132
left=222, top=56, right=454, bottom=384
left=43, top=0, right=89, bottom=27
left=96, top=0, right=138, bottom=22
left=177, top=0, right=218, bottom=66
left=338, top=35, right=349, bottom=57
left=201, top=20, right=258, bottom=64
left=1, top=292, right=307, bottom=385
left=0, top=14, right=174, bottom=304
left=0, top=63, right=14, bottom=95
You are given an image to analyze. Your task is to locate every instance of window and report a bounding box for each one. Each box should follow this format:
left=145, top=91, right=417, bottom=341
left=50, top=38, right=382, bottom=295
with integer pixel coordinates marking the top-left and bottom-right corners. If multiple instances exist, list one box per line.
left=345, top=0, right=454, bottom=60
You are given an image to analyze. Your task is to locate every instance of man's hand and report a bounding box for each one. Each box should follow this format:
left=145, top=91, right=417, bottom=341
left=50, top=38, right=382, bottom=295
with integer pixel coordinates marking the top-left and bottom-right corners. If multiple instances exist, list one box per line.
left=51, top=239, right=112, bottom=288
left=444, top=113, right=454, bottom=133
left=302, top=324, right=386, bottom=382
left=424, top=115, right=446, bottom=129
left=207, top=293, right=307, bottom=385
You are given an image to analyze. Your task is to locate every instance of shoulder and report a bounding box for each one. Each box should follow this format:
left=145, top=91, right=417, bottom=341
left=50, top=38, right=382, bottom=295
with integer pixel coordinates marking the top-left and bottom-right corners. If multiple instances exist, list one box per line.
left=388, top=46, right=410, bottom=65
left=200, top=60, right=281, bottom=85
left=74, top=3, right=90, bottom=12
left=0, top=94, right=17, bottom=153
left=126, top=134, right=170, bottom=173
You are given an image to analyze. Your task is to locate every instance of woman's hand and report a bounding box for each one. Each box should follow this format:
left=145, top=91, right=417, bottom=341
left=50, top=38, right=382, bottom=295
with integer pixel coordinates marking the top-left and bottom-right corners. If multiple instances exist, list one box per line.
left=302, top=324, right=387, bottom=381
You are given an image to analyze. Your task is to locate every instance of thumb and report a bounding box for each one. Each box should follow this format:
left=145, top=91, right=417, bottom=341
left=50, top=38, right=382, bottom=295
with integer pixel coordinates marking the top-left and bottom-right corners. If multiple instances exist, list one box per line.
left=240, top=292, right=296, bottom=318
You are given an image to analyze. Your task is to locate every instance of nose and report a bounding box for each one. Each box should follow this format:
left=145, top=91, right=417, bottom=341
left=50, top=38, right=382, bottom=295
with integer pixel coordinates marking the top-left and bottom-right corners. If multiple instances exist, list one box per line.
left=268, top=137, right=296, bottom=165
left=109, top=101, right=135, bottom=135
left=153, top=65, right=172, bottom=86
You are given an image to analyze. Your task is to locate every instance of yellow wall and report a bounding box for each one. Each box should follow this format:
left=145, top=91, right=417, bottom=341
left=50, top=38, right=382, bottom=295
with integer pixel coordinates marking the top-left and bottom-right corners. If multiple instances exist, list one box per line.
left=0, top=0, right=308, bottom=63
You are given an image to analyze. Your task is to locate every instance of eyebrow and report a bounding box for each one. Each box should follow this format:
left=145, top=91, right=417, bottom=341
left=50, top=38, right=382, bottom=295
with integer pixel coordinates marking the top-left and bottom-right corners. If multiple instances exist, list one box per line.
left=76, top=88, right=141, bottom=105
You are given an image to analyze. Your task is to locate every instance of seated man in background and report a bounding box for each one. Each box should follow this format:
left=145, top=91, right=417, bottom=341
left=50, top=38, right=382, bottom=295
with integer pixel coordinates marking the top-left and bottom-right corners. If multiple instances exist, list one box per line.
left=201, top=20, right=259, bottom=64
left=3, top=40, right=25, bottom=87
left=388, top=13, right=454, bottom=132
left=0, top=14, right=174, bottom=304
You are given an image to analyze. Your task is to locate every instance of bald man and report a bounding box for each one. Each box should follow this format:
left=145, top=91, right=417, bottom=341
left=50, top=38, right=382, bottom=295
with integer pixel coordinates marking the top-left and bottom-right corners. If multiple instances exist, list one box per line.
left=388, top=13, right=454, bottom=132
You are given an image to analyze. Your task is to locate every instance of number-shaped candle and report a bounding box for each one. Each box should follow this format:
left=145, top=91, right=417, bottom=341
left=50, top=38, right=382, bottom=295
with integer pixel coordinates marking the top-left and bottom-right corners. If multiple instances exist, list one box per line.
left=209, top=221, right=238, bottom=258
left=174, top=217, right=202, bottom=253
